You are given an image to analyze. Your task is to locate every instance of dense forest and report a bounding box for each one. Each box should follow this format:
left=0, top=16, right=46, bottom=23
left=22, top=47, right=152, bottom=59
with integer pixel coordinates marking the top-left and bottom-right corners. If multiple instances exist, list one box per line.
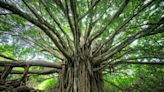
left=0, top=0, right=164, bottom=92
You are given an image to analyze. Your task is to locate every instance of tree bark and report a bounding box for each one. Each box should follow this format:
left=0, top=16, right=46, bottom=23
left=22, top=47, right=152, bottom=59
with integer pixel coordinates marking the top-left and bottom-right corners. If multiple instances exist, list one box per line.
left=0, top=69, right=59, bottom=75
left=0, top=61, right=62, bottom=69
left=58, top=59, right=105, bottom=92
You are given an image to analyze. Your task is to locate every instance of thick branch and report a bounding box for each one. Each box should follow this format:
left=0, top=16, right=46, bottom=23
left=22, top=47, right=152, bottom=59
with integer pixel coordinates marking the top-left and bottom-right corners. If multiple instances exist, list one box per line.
left=1, top=66, right=13, bottom=80
left=0, top=61, right=62, bottom=69
left=0, top=69, right=59, bottom=75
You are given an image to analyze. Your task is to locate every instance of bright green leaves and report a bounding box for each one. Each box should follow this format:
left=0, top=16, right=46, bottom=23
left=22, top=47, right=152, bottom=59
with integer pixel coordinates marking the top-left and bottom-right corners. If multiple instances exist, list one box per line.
left=0, top=45, right=17, bottom=60
left=37, top=78, right=58, bottom=90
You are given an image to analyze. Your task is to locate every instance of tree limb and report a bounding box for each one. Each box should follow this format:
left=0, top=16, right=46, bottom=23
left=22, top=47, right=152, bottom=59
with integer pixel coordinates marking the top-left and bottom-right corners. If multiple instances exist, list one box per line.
left=0, top=12, right=13, bottom=16
left=40, top=0, right=73, bottom=54
left=114, top=61, right=164, bottom=65
left=22, top=0, right=68, bottom=50
left=89, top=0, right=129, bottom=43
left=20, top=64, right=29, bottom=82
left=70, top=0, right=81, bottom=52
left=53, top=0, right=66, bottom=15
left=18, top=34, right=64, bottom=60
left=84, top=0, right=113, bottom=45
left=0, top=61, right=63, bottom=69
left=0, top=54, right=16, bottom=61
left=61, top=0, right=77, bottom=49
left=0, top=66, right=13, bottom=80
left=0, top=68, right=60, bottom=75
left=93, top=0, right=154, bottom=56
left=119, top=56, right=164, bottom=61
left=0, top=1, right=70, bottom=59
left=94, top=17, right=164, bottom=64
left=78, top=0, right=101, bottom=21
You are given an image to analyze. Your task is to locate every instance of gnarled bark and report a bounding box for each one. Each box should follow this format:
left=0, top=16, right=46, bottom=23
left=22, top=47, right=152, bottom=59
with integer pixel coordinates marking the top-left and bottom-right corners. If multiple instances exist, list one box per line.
left=58, top=59, right=105, bottom=92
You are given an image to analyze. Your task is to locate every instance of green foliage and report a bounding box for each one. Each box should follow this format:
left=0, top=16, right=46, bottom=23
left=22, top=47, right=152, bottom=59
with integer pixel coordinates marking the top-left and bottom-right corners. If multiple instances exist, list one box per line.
left=104, top=65, right=164, bottom=92
left=0, top=45, right=17, bottom=59
left=36, top=78, right=58, bottom=90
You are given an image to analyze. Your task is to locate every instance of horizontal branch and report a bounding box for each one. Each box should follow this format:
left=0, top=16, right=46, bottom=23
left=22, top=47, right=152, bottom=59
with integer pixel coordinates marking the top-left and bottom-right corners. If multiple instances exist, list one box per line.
left=115, top=61, right=164, bottom=65
left=0, top=69, right=59, bottom=75
left=0, top=54, right=16, bottom=61
left=0, top=61, right=63, bottom=69
left=0, top=12, right=13, bottom=16
left=120, top=56, right=164, bottom=61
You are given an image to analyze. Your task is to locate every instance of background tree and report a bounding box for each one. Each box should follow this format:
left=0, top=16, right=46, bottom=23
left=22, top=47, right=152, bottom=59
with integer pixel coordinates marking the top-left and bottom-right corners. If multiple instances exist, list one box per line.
left=0, top=0, right=164, bottom=92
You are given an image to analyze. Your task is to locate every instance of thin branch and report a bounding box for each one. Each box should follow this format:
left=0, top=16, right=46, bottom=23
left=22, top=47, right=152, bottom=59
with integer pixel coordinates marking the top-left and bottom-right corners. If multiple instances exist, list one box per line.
left=89, top=0, right=129, bottom=43
left=40, top=0, right=73, bottom=53
left=94, top=17, right=164, bottom=64
left=64, top=0, right=76, bottom=44
left=52, top=0, right=75, bottom=38
left=70, top=0, right=81, bottom=52
left=0, top=12, right=13, bottom=16
left=84, top=0, right=113, bottom=44
left=53, top=0, right=66, bottom=15
left=84, top=13, right=93, bottom=44
left=105, top=0, right=154, bottom=46
left=114, top=61, right=164, bottom=65
left=19, top=35, right=64, bottom=60
left=119, top=56, right=164, bottom=61
left=22, top=0, right=68, bottom=50
left=78, top=0, right=101, bottom=21
left=127, top=23, right=158, bottom=29
left=94, top=55, right=164, bottom=71
left=93, top=0, right=154, bottom=56
left=139, top=25, right=164, bottom=37
left=0, top=54, right=17, bottom=61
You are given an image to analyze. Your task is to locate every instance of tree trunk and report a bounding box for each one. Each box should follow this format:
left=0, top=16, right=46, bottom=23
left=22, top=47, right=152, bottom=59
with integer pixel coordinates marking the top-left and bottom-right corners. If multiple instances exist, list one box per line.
left=58, top=59, right=105, bottom=92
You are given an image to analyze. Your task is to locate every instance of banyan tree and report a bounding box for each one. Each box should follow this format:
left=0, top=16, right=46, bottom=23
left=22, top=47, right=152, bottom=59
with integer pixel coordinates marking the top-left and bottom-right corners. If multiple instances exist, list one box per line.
left=0, top=0, right=164, bottom=92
